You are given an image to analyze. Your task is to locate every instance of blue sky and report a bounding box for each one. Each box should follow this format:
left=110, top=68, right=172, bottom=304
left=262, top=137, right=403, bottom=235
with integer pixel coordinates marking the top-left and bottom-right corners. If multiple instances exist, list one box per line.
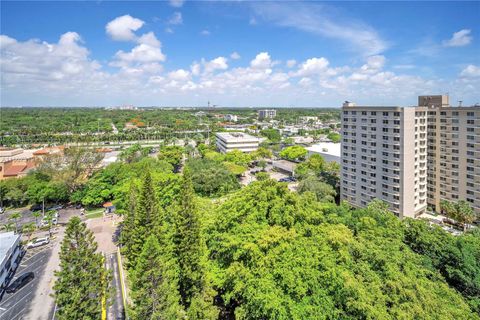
left=1, top=1, right=479, bottom=107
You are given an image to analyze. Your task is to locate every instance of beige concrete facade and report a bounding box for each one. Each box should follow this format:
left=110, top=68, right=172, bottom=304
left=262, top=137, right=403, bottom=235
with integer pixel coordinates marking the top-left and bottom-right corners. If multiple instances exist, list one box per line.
left=341, top=95, right=480, bottom=218
left=427, top=105, right=480, bottom=214
left=341, top=106, right=428, bottom=218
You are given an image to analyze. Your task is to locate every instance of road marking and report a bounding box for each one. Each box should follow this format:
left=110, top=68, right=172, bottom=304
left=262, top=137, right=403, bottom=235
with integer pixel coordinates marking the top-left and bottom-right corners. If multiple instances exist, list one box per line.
left=117, top=247, right=128, bottom=319
left=0, top=283, right=34, bottom=318
left=0, top=307, right=5, bottom=311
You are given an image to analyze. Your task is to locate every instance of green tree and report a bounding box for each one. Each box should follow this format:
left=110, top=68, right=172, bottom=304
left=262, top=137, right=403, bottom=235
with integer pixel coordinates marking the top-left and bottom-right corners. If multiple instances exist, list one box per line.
left=127, top=171, right=159, bottom=267
left=9, top=212, right=21, bottom=234
left=279, top=145, right=307, bottom=161
left=260, top=128, right=281, bottom=143
left=441, top=199, right=477, bottom=232
left=255, top=171, right=270, bottom=181
left=252, top=147, right=273, bottom=159
left=297, top=176, right=336, bottom=202
left=327, top=132, right=341, bottom=143
left=158, top=145, right=184, bottom=168
left=32, top=211, right=42, bottom=229
left=54, top=217, right=108, bottom=320
left=186, top=158, right=240, bottom=197
left=224, top=150, right=252, bottom=167
left=173, top=171, right=204, bottom=309
left=2, top=222, right=14, bottom=232
left=131, top=235, right=184, bottom=319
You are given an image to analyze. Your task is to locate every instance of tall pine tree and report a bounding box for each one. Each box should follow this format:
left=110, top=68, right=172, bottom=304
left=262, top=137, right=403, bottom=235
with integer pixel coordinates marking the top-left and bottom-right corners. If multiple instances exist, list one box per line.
left=173, top=169, right=204, bottom=309
left=120, top=182, right=137, bottom=268
left=131, top=235, right=184, bottom=319
left=129, top=171, right=159, bottom=267
left=54, top=217, right=108, bottom=320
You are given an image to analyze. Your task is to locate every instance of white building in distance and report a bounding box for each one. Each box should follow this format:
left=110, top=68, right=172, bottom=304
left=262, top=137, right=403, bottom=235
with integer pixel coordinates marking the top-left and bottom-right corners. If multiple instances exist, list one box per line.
left=224, top=114, right=238, bottom=122
left=306, top=142, right=341, bottom=164
left=258, top=109, right=276, bottom=119
left=216, top=132, right=260, bottom=153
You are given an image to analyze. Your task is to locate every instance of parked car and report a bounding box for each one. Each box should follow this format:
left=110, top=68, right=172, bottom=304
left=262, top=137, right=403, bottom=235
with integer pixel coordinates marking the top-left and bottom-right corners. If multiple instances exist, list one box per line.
left=0, top=207, right=5, bottom=214
left=30, top=204, right=43, bottom=212
left=75, top=204, right=83, bottom=209
left=41, top=217, right=58, bottom=227
left=26, top=237, right=50, bottom=249
left=279, top=177, right=296, bottom=182
left=47, top=205, right=63, bottom=211
left=6, top=272, right=35, bottom=293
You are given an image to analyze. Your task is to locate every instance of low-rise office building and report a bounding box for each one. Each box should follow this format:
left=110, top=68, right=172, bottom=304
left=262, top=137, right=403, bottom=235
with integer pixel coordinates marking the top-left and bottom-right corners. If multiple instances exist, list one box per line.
left=306, top=142, right=341, bottom=164
left=0, top=232, right=22, bottom=293
left=216, top=132, right=260, bottom=153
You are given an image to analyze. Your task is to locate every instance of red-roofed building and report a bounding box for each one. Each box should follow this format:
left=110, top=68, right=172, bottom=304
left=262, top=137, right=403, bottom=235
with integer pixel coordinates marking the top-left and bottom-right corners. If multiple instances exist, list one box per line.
left=0, top=146, right=64, bottom=180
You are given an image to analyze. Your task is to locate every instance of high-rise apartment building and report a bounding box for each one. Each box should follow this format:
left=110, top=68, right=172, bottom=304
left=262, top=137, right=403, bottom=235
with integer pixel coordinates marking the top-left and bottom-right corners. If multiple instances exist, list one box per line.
left=341, top=103, right=429, bottom=218
left=426, top=103, right=480, bottom=214
left=258, top=109, right=276, bottom=119
left=341, top=96, right=480, bottom=219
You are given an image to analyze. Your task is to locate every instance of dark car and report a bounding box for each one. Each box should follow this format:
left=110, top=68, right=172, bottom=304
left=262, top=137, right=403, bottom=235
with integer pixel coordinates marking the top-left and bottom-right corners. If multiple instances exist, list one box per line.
left=30, top=204, right=43, bottom=212
left=6, top=272, right=34, bottom=293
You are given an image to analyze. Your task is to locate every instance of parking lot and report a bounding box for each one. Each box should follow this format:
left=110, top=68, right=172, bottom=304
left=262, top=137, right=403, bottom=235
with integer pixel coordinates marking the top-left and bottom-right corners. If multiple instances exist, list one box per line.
left=0, top=240, right=55, bottom=320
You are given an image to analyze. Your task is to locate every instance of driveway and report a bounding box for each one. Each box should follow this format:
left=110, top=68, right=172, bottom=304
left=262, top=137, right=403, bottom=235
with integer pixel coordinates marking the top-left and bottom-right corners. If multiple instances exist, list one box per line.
left=87, top=216, right=126, bottom=320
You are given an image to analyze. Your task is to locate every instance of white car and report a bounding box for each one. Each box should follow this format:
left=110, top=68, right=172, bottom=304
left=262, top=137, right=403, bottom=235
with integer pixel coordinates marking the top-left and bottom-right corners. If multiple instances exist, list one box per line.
left=41, top=217, right=58, bottom=227
left=26, top=237, right=50, bottom=249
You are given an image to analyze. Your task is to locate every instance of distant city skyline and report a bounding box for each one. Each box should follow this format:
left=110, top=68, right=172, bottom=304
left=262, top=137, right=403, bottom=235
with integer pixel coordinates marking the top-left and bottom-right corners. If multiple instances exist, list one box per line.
left=1, top=1, right=479, bottom=107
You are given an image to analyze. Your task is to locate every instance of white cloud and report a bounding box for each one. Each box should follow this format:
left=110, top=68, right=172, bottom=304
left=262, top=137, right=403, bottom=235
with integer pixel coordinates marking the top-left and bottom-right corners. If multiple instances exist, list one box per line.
left=190, top=62, right=201, bottom=76
left=106, top=15, right=144, bottom=41
left=295, top=57, right=329, bottom=76
left=251, top=2, right=387, bottom=55
left=250, top=52, right=272, bottom=69
left=168, top=69, right=190, bottom=81
left=203, top=57, right=228, bottom=73
left=443, top=29, right=472, bottom=47
left=230, top=52, right=241, bottom=60
left=200, top=30, right=210, bottom=36
left=169, top=0, right=185, bottom=8
left=460, top=65, right=480, bottom=78
left=168, top=12, right=183, bottom=25
left=111, top=32, right=166, bottom=75
left=286, top=59, right=297, bottom=68
left=137, top=32, right=161, bottom=47
left=2, top=33, right=478, bottom=107
left=360, top=55, right=386, bottom=73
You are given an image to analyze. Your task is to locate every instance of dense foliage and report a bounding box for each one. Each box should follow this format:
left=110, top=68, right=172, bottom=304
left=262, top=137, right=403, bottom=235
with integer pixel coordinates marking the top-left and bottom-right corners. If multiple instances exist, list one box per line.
left=53, top=217, right=109, bottom=320
left=279, top=145, right=308, bottom=161
left=185, top=158, right=240, bottom=197
left=206, top=181, right=479, bottom=319
left=118, top=173, right=478, bottom=319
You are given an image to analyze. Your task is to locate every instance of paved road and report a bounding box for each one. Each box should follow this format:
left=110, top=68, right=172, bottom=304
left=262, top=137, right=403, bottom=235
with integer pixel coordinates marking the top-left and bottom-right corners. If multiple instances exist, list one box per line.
left=24, top=227, right=64, bottom=320
left=106, top=252, right=125, bottom=320
left=0, top=243, right=53, bottom=320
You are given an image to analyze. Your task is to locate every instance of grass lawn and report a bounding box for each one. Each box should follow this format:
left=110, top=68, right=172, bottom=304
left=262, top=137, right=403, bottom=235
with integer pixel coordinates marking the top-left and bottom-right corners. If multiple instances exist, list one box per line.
left=86, top=208, right=104, bottom=219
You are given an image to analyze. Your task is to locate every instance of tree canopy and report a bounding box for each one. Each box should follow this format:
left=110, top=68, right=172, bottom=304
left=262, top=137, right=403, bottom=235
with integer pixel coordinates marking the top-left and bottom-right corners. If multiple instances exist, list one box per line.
left=279, top=145, right=308, bottom=161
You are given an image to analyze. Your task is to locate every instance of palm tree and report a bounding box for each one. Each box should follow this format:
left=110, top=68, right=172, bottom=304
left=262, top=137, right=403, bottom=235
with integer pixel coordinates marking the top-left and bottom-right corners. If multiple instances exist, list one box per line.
left=32, top=211, right=42, bottom=229
left=441, top=199, right=476, bottom=232
left=9, top=212, right=22, bottom=234
left=2, top=222, right=14, bottom=232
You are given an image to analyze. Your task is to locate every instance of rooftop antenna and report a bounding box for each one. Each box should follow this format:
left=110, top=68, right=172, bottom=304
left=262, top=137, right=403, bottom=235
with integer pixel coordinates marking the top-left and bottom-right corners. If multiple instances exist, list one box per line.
left=458, top=100, right=463, bottom=107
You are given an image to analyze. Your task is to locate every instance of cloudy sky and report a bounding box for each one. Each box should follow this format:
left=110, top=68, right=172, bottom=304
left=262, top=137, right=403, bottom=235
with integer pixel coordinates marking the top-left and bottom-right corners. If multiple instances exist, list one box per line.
left=1, top=1, right=479, bottom=107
